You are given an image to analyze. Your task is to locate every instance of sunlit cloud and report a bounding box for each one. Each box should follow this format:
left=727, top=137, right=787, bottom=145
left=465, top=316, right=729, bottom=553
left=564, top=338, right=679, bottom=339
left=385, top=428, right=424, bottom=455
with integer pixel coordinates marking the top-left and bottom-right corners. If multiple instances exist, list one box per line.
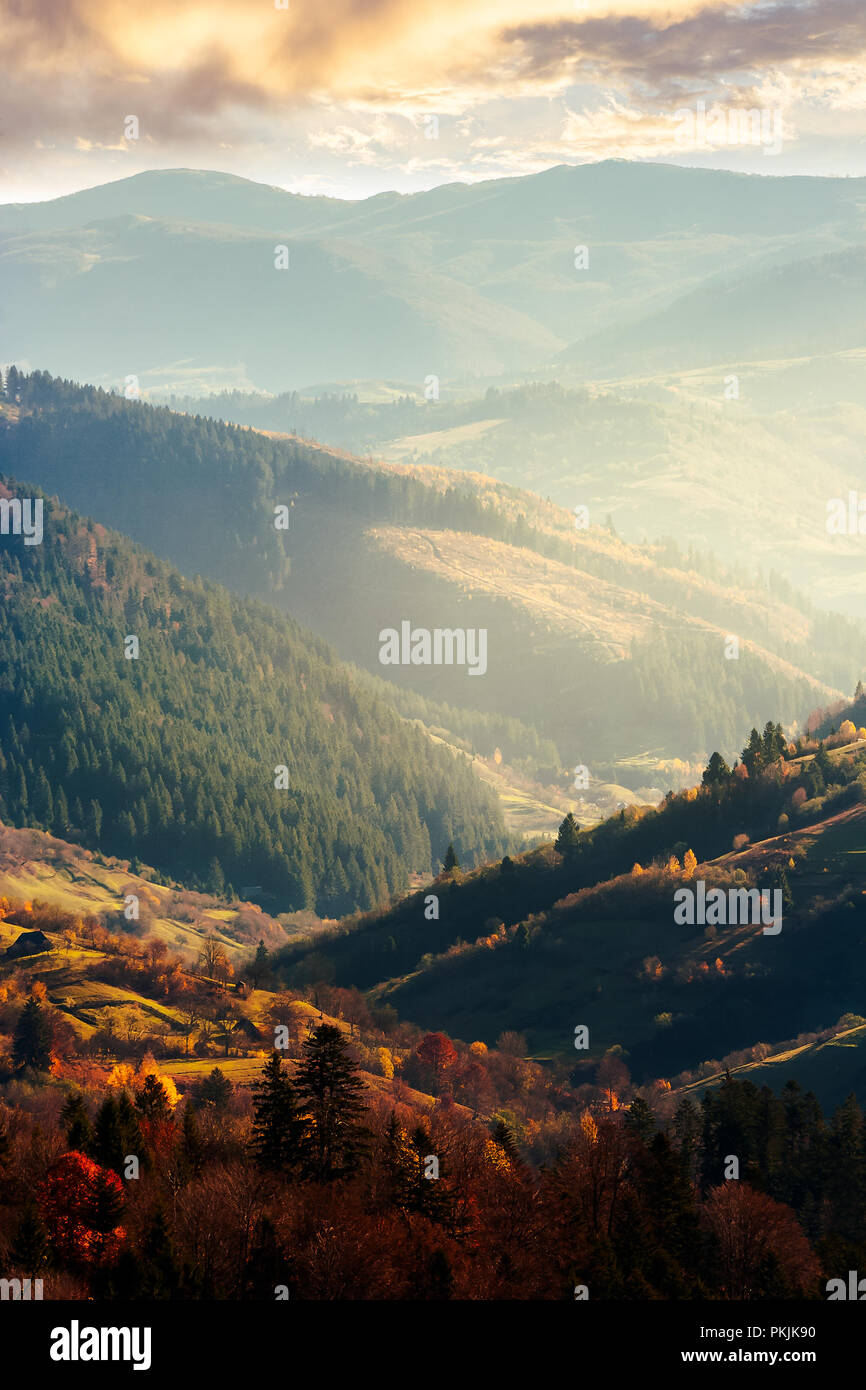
left=2, top=0, right=866, bottom=200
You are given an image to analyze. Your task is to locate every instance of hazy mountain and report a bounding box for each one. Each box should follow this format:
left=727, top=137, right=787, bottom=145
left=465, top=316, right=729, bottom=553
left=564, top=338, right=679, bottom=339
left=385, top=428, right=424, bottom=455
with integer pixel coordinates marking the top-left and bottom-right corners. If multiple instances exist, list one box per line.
left=562, top=244, right=866, bottom=378
left=3, top=162, right=866, bottom=392
left=0, top=372, right=855, bottom=782
left=253, top=380, right=866, bottom=619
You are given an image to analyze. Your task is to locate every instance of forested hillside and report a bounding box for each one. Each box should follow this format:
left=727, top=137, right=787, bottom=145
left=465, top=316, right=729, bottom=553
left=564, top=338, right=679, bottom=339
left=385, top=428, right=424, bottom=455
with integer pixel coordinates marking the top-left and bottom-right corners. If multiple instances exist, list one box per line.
left=276, top=713, right=866, bottom=1078
left=0, top=371, right=854, bottom=771
left=0, top=478, right=508, bottom=914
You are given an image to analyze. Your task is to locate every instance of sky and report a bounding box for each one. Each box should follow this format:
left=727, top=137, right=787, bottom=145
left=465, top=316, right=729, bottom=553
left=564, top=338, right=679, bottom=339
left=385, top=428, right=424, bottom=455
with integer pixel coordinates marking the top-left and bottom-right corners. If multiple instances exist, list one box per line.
left=3, top=0, right=866, bottom=204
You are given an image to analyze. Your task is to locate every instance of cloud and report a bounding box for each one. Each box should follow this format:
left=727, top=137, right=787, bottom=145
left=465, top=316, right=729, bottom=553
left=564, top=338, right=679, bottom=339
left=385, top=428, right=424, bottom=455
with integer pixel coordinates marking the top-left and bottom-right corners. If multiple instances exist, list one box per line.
left=2, top=0, right=866, bottom=198
left=502, top=0, right=866, bottom=103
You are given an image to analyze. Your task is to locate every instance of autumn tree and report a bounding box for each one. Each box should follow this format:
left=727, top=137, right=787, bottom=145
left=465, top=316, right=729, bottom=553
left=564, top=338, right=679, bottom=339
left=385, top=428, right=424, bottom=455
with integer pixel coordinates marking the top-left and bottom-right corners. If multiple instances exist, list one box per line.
left=198, top=935, right=229, bottom=981
left=39, top=1152, right=126, bottom=1267
left=214, top=1003, right=244, bottom=1056
left=415, top=1032, right=459, bottom=1094
left=703, top=1183, right=820, bottom=1298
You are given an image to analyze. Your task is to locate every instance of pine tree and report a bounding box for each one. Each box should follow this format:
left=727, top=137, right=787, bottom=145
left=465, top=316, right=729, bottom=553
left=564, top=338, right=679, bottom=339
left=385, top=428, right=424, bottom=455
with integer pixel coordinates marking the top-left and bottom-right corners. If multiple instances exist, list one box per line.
left=294, top=1024, right=368, bottom=1182
left=139, top=1208, right=182, bottom=1299
left=86, top=798, right=103, bottom=841
left=9, top=1206, right=50, bottom=1277
left=194, top=1067, right=233, bottom=1111
left=702, top=751, right=731, bottom=787
left=249, top=939, right=270, bottom=989
left=624, top=1096, right=656, bottom=1144
left=555, top=812, right=580, bottom=856
left=61, top=1089, right=94, bottom=1154
left=443, top=842, right=459, bottom=873
left=741, top=728, right=764, bottom=775
left=94, top=1096, right=124, bottom=1173
left=12, top=997, right=53, bottom=1071
left=87, top=1170, right=126, bottom=1263
left=135, top=1074, right=171, bottom=1123
left=250, top=1052, right=304, bottom=1174
left=180, top=1102, right=204, bottom=1177
left=117, top=1090, right=143, bottom=1168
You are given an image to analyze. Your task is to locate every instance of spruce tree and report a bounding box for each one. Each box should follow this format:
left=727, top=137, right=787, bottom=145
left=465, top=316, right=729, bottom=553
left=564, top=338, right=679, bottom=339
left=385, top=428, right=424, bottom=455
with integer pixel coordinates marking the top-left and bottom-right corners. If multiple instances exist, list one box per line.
left=139, top=1208, right=182, bottom=1299
left=94, top=1096, right=125, bottom=1173
left=194, top=1067, right=233, bottom=1111
left=555, top=812, right=580, bottom=856
left=180, top=1102, right=204, bottom=1177
left=250, top=940, right=270, bottom=989
left=135, top=1074, right=172, bottom=1123
left=624, top=1096, right=656, bottom=1145
left=61, top=1089, right=94, bottom=1154
left=294, top=1024, right=368, bottom=1182
left=443, top=842, right=459, bottom=873
left=9, top=1206, right=50, bottom=1277
left=12, top=997, right=53, bottom=1071
left=117, top=1090, right=144, bottom=1167
left=88, top=1170, right=125, bottom=1262
left=250, top=1052, right=304, bottom=1174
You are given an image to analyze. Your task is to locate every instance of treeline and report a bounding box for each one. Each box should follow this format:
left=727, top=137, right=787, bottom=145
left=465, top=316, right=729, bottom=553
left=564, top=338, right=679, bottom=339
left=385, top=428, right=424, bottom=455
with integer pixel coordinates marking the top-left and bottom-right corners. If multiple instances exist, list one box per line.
left=0, top=482, right=508, bottom=913
left=0, top=370, right=546, bottom=588
left=276, top=713, right=866, bottom=992
left=3, top=1047, right=865, bottom=1298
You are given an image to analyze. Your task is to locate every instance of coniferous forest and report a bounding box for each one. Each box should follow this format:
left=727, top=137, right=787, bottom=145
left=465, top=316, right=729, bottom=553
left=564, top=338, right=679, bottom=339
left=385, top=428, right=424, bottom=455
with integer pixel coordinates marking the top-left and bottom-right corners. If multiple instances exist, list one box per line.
left=0, top=480, right=508, bottom=914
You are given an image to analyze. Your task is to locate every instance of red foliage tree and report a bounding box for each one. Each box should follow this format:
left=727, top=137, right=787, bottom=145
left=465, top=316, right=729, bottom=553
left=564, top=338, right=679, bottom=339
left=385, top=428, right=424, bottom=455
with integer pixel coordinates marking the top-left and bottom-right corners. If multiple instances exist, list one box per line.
left=38, top=1151, right=126, bottom=1267
left=415, top=1032, right=459, bottom=1093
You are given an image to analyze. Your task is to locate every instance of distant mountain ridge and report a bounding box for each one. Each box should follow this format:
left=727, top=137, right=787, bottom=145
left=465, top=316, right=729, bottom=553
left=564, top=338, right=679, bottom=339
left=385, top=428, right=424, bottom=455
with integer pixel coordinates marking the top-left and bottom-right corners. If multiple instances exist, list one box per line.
left=3, top=161, right=866, bottom=391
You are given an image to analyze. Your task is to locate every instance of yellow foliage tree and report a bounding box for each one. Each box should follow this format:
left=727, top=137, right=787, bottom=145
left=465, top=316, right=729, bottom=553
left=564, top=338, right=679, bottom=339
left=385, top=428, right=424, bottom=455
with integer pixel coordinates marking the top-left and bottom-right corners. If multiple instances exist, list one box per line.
left=683, top=849, right=698, bottom=879
left=631, top=862, right=644, bottom=876
left=580, top=1110, right=598, bottom=1144
left=137, top=1057, right=179, bottom=1108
